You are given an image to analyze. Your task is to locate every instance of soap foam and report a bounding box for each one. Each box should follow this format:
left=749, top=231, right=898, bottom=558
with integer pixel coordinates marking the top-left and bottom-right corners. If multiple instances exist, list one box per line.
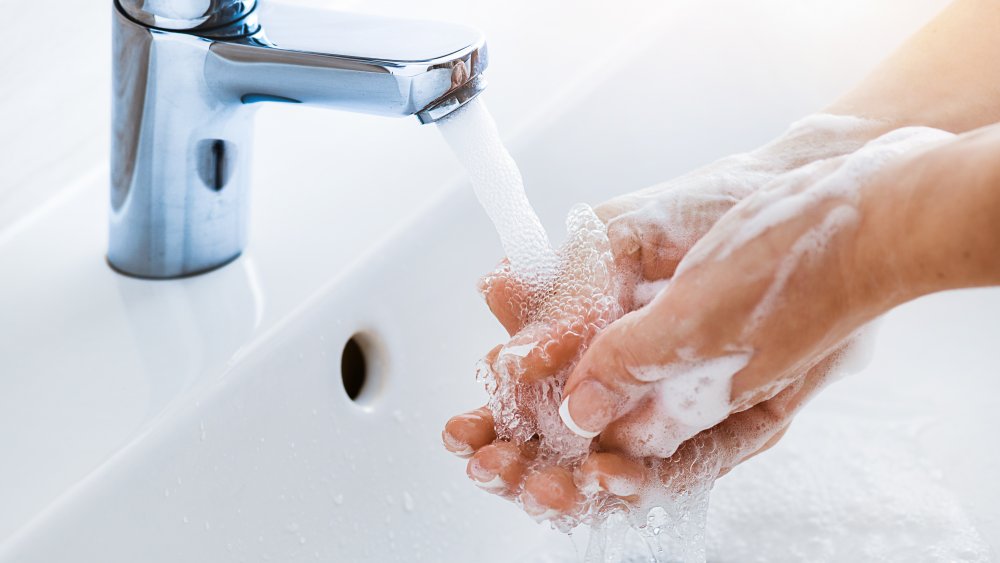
left=690, top=125, right=956, bottom=271
left=603, top=114, right=884, bottom=283
left=632, top=278, right=670, bottom=308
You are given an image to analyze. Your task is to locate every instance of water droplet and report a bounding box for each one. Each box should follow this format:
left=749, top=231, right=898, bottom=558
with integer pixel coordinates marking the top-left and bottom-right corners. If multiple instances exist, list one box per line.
left=199, top=421, right=207, bottom=442
left=299, top=536, right=307, bottom=545
left=333, top=493, right=344, bottom=505
left=182, top=516, right=189, bottom=524
left=403, top=492, right=415, bottom=512
left=205, top=521, right=211, bottom=531
left=646, top=506, right=668, bottom=532
left=164, top=488, right=170, bottom=498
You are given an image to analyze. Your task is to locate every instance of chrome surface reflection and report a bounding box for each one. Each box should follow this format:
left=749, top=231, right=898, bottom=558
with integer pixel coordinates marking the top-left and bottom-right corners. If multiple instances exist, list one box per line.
left=110, top=1, right=488, bottom=278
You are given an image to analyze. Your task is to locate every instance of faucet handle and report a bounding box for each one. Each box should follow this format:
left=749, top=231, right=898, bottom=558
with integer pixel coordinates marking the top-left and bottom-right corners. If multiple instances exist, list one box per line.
left=116, top=0, right=257, bottom=33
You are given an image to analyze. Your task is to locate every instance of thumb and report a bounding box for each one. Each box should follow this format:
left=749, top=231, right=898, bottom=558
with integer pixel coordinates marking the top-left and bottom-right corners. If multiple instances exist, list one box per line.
left=559, top=295, right=751, bottom=442
left=557, top=305, right=672, bottom=439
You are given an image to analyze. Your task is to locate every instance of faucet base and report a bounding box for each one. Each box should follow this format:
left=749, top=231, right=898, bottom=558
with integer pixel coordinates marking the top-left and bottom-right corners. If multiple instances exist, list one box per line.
left=105, top=253, right=243, bottom=280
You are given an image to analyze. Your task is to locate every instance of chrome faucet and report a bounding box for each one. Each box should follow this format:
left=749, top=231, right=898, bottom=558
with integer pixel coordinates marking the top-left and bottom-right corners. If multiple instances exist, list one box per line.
left=110, top=0, right=487, bottom=278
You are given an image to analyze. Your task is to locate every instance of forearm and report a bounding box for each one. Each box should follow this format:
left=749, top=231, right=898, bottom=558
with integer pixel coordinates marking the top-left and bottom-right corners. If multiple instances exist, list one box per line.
left=828, top=0, right=1000, bottom=133
left=904, top=125, right=1000, bottom=294
left=862, top=124, right=1000, bottom=306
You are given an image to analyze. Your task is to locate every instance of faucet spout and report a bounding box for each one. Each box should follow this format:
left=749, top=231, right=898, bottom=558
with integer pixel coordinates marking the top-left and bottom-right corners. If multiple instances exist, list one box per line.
left=110, top=0, right=487, bottom=278
left=207, top=5, right=488, bottom=119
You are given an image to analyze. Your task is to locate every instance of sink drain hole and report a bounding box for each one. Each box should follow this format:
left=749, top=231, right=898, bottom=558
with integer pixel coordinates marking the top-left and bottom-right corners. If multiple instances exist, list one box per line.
left=341, top=336, right=368, bottom=401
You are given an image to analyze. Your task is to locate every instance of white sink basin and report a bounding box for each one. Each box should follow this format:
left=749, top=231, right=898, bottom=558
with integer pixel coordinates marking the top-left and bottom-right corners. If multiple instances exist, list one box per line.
left=3, top=0, right=995, bottom=561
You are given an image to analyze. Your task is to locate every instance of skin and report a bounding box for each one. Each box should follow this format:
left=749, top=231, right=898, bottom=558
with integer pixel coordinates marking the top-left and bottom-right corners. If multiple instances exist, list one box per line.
left=444, top=0, right=1000, bottom=521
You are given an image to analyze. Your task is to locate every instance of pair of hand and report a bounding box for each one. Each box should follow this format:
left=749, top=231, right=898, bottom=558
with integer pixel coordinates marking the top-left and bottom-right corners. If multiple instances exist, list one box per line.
left=442, top=115, right=955, bottom=522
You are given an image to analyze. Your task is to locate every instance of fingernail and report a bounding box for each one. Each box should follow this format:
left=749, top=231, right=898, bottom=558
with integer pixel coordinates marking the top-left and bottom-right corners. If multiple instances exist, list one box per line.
left=467, top=458, right=504, bottom=491
left=608, top=222, right=641, bottom=257
left=501, top=341, right=536, bottom=359
left=601, top=473, right=641, bottom=498
left=441, top=430, right=474, bottom=457
left=559, top=380, right=619, bottom=438
left=559, top=396, right=599, bottom=439
left=474, top=474, right=506, bottom=491
left=519, top=490, right=560, bottom=522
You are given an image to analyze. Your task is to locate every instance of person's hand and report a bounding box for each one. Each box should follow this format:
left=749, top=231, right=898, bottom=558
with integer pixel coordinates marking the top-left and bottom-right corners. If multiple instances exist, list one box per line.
left=441, top=114, right=895, bottom=522
left=558, top=126, right=954, bottom=470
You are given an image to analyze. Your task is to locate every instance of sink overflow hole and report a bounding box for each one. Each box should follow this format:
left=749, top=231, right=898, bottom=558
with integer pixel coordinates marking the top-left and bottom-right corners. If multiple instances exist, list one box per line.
left=341, top=336, right=368, bottom=401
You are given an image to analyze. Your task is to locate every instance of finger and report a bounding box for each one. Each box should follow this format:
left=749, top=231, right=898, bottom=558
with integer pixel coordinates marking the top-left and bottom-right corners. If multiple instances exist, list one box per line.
left=520, top=465, right=581, bottom=521
left=559, top=301, right=698, bottom=439
left=467, top=442, right=527, bottom=496
left=561, top=235, right=781, bottom=441
left=442, top=406, right=496, bottom=458
left=576, top=452, right=646, bottom=500
left=481, top=273, right=604, bottom=384
left=478, top=261, right=530, bottom=336
left=605, top=190, right=741, bottom=282
left=596, top=394, right=701, bottom=459
left=496, top=320, right=587, bottom=383
left=730, top=423, right=790, bottom=470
